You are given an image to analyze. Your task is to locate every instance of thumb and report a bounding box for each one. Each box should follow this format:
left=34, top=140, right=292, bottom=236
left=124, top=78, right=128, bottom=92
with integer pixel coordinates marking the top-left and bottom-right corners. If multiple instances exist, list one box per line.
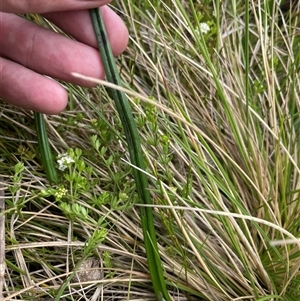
left=0, top=0, right=110, bottom=14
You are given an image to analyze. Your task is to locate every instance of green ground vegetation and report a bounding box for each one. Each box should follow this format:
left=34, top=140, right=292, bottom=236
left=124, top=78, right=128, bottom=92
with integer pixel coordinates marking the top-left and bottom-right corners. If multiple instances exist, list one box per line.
left=1, top=0, right=300, bottom=300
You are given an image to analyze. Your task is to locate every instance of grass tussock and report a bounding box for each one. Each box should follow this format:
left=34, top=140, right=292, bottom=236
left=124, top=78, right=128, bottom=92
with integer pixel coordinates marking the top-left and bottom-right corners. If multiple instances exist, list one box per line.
left=1, top=0, right=300, bottom=300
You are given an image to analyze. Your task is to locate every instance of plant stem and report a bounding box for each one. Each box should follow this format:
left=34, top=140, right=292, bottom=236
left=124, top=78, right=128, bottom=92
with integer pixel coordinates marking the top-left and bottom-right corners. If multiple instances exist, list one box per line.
left=89, top=8, right=170, bottom=301
left=34, top=112, right=58, bottom=184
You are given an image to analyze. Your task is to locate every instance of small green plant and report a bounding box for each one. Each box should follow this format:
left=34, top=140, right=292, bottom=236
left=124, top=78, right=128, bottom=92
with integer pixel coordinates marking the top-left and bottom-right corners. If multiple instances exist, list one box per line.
left=1, top=1, right=300, bottom=300
left=54, top=227, right=108, bottom=301
left=9, top=162, right=25, bottom=195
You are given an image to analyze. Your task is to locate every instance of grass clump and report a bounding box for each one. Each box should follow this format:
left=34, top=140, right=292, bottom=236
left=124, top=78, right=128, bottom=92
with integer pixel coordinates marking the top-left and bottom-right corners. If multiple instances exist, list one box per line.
left=1, top=0, right=300, bottom=300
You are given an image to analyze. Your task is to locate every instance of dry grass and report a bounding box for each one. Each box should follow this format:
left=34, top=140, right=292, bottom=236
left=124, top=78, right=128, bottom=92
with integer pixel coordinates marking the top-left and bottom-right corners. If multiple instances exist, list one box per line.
left=1, top=0, right=300, bottom=300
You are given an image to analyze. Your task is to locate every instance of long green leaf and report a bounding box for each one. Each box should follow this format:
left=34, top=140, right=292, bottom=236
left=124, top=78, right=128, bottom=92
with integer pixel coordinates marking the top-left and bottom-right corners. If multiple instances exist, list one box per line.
left=34, top=112, right=58, bottom=184
left=90, top=8, right=170, bottom=301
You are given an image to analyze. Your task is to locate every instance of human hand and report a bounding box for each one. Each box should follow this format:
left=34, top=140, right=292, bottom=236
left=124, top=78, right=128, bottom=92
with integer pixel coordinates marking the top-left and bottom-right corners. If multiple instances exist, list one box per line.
left=0, top=1, right=129, bottom=114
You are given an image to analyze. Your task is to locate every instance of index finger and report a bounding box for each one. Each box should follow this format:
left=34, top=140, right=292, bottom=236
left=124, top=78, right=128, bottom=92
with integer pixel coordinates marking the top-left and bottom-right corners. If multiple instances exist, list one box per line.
left=1, top=0, right=109, bottom=14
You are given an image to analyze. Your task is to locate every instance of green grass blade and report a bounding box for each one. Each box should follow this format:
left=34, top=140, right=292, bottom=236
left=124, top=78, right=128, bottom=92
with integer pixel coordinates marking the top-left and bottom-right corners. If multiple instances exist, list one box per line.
left=89, top=8, right=170, bottom=301
left=34, top=112, right=58, bottom=184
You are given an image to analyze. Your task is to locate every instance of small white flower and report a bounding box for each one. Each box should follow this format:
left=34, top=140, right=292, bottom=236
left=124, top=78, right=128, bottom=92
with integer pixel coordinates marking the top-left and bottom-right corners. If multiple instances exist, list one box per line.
left=198, top=22, right=210, bottom=34
left=57, top=153, right=75, bottom=171
left=65, top=156, right=75, bottom=164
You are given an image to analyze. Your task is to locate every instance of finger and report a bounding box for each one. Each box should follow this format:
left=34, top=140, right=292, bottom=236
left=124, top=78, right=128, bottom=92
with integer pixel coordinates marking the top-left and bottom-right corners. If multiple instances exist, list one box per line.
left=1, top=0, right=109, bottom=14
left=0, top=9, right=128, bottom=85
left=43, top=6, right=129, bottom=56
left=0, top=58, right=68, bottom=114
left=0, top=12, right=105, bottom=87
